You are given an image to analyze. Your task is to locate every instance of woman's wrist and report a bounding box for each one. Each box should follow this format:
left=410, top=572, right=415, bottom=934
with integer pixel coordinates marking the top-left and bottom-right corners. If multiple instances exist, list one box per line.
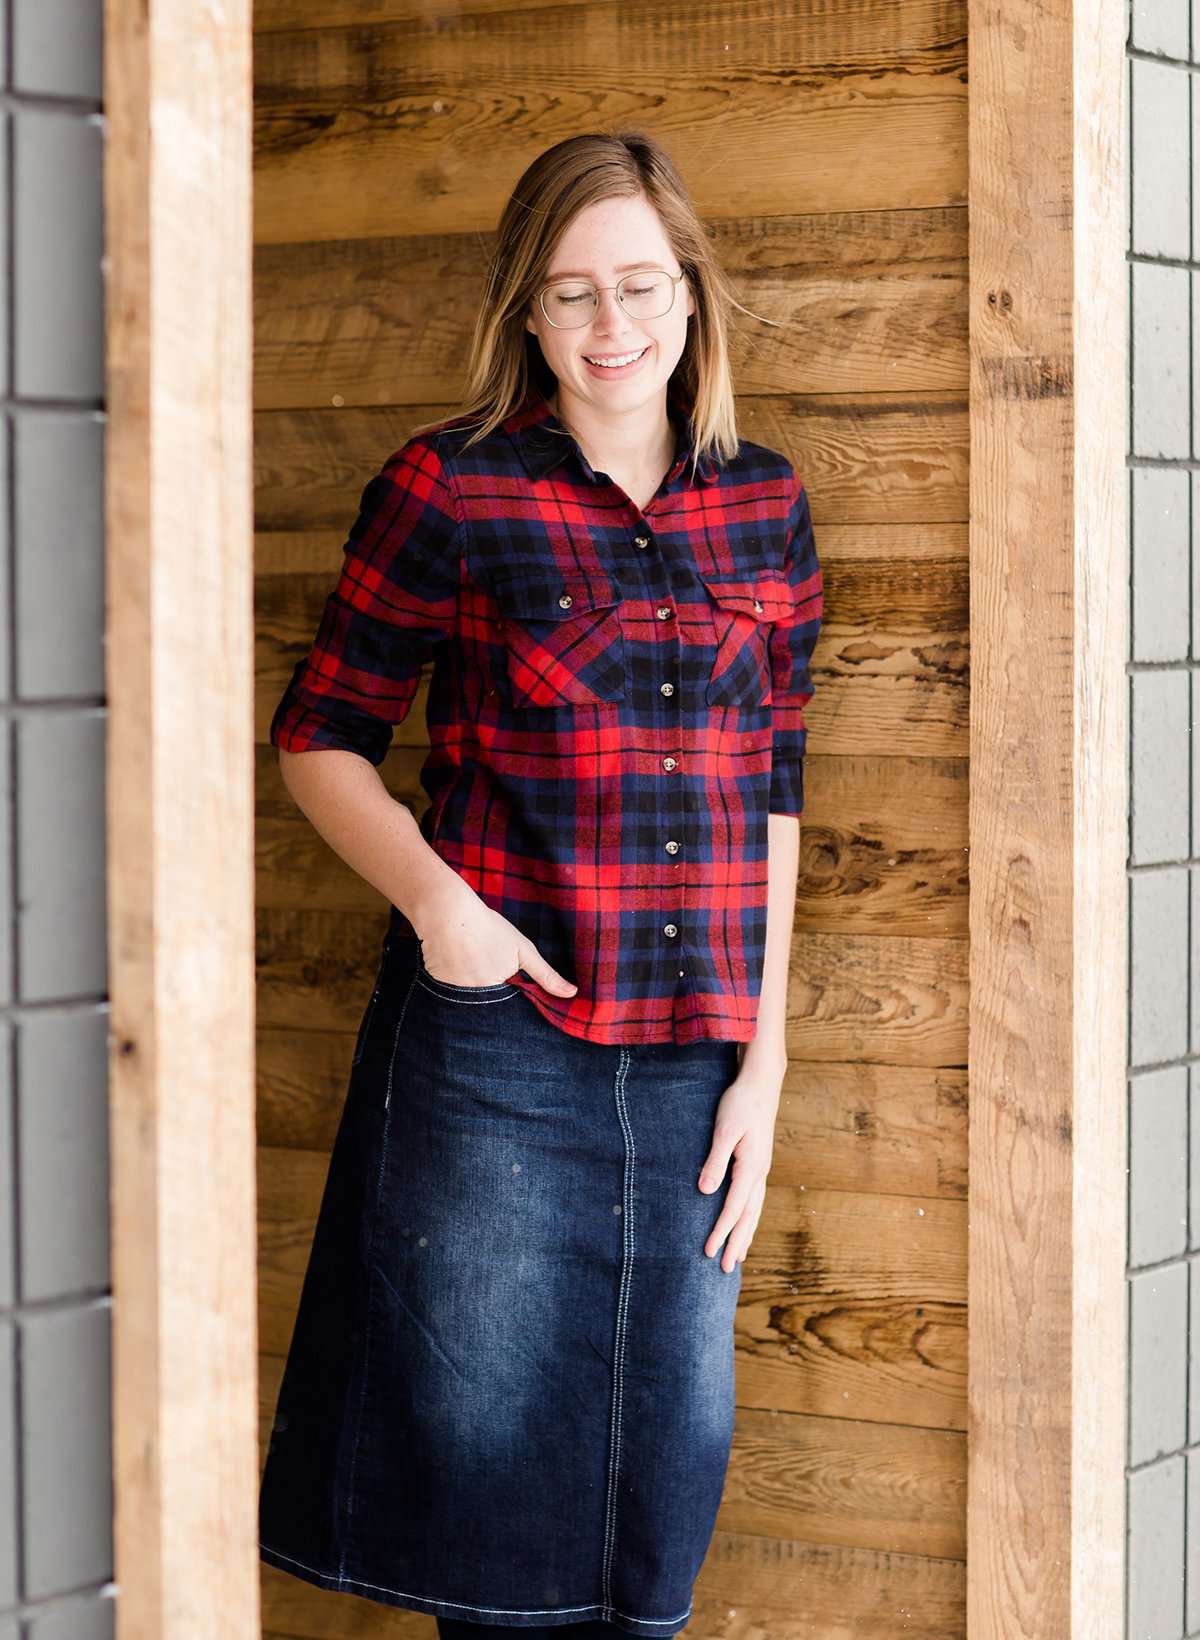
left=399, top=858, right=476, bottom=943
left=737, top=1034, right=787, bottom=1084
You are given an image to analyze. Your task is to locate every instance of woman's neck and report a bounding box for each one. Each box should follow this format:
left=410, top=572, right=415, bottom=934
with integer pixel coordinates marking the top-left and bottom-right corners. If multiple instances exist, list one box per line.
left=548, top=388, right=676, bottom=491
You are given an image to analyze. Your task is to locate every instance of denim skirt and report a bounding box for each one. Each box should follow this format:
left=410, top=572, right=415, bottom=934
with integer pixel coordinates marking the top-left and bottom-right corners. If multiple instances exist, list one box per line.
left=258, top=930, right=744, bottom=1635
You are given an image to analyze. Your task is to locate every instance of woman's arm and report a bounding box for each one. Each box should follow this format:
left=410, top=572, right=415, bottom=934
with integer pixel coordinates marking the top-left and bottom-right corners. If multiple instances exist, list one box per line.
left=277, top=747, right=470, bottom=933
left=278, top=747, right=579, bottom=995
left=269, top=438, right=577, bottom=993
left=738, top=812, right=800, bottom=1081
left=697, top=813, right=800, bottom=1272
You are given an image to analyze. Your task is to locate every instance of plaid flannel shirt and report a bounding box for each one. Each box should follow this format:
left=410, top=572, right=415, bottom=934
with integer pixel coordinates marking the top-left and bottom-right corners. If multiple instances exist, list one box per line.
left=270, top=382, right=824, bottom=1045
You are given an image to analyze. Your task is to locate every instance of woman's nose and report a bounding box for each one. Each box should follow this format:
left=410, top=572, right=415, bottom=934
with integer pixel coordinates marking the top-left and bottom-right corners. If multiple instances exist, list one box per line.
left=589, top=286, right=634, bottom=335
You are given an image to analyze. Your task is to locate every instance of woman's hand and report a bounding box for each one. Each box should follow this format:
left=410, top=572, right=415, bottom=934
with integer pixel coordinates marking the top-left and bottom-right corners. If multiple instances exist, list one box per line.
left=409, top=877, right=578, bottom=998
left=697, top=1060, right=785, bottom=1273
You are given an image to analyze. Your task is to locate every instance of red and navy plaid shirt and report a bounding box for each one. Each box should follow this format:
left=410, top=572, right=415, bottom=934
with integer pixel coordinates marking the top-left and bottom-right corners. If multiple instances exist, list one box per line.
left=270, top=382, right=824, bottom=1045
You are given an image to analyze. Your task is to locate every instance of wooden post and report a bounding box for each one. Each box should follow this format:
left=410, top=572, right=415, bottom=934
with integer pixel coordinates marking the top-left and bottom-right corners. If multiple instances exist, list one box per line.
left=103, top=0, right=259, bottom=1632
left=967, top=0, right=1128, bottom=1635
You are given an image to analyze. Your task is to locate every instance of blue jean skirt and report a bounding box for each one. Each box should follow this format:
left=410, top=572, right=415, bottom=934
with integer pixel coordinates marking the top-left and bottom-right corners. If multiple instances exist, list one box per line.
left=258, top=930, right=744, bottom=1635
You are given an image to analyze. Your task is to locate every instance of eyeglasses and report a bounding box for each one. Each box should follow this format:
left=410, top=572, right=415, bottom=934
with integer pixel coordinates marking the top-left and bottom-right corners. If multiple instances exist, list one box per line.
left=535, top=268, right=687, bottom=330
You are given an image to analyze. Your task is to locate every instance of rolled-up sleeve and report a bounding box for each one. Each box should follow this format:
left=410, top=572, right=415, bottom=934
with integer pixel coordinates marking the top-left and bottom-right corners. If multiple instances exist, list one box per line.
left=767, top=468, right=824, bottom=816
left=269, top=437, right=462, bottom=767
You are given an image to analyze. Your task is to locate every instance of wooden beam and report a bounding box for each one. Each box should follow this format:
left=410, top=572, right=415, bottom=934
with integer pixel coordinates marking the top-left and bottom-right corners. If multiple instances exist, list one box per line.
left=103, top=0, right=259, bottom=1632
left=966, top=0, right=1127, bottom=1635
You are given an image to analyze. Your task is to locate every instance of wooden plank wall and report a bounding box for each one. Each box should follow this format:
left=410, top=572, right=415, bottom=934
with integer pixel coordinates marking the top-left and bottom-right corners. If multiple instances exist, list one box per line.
left=252, top=3, right=970, bottom=1635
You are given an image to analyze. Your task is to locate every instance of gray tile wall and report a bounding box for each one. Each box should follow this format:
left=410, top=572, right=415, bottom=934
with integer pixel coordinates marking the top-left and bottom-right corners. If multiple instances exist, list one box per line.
left=0, top=0, right=114, bottom=1634
left=1129, top=3, right=1200, bottom=1636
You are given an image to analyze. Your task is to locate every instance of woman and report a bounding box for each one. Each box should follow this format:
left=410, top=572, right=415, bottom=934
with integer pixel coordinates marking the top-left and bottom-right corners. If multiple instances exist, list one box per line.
left=258, top=129, right=824, bottom=1638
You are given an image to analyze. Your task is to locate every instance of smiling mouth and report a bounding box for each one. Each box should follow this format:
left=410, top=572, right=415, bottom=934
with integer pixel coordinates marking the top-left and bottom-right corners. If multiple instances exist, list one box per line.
left=583, top=346, right=650, bottom=368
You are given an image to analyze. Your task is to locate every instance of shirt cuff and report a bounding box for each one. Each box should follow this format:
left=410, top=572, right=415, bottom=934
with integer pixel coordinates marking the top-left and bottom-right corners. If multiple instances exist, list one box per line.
left=270, top=695, right=392, bottom=768
left=767, top=756, right=805, bottom=816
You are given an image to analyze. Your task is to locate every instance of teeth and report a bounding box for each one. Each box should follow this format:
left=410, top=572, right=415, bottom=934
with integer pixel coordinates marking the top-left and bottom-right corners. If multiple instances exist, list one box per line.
left=585, top=347, right=647, bottom=368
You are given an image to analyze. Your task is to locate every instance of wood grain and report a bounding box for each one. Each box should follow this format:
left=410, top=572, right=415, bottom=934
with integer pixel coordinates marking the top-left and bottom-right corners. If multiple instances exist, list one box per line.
left=694, top=1527, right=965, bottom=1639
left=253, top=397, right=968, bottom=529
left=107, top=0, right=259, bottom=1632
left=252, top=2, right=968, bottom=243
left=966, top=0, right=1127, bottom=1631
left=254, top=208, right=967, bottom=410
left=720, top=1405, right=965, bottom=1559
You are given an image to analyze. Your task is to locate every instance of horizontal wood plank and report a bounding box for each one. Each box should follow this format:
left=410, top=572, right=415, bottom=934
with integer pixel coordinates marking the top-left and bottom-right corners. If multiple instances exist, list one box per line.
left=772, top=1061, right=967, bottom=1201
left=720, top=1404, right=964, bottom=1559
left=736, top=1186, right=965, bottom=1429
left=254, top=208, right=966, bottom=410
left=788, top=929, right=967, bottom=1066
left=253, top=398, right=969, bottom=528
left=695, top=1527, right=964, bottom=1638
left=252, top=3, right=967, bottom=243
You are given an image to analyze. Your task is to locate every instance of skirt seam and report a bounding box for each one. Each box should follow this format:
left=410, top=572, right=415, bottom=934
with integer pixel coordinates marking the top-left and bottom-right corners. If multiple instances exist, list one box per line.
left=601, top=1046, right=636, bottom=1615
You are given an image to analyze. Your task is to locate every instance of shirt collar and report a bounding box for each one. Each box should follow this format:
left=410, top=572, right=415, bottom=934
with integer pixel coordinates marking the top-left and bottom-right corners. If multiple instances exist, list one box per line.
left=505, top=379, right=720, bottom=486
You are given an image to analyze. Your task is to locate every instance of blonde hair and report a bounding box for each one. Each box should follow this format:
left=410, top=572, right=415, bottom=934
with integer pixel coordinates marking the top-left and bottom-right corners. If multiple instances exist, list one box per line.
left=409, top=130, right=759, bottom=478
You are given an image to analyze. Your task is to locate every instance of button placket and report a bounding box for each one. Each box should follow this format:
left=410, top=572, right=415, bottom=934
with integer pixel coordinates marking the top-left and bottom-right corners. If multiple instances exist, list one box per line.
left=632, top=521, right=687, bottom=965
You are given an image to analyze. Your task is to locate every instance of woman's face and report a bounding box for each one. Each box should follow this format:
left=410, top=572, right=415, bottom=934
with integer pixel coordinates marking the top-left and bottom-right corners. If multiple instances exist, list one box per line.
left=524, top=193, right=696, bottom=415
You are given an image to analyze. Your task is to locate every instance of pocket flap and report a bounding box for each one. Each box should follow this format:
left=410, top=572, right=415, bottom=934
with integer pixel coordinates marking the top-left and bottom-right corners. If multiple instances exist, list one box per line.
left=699, top=571, right=793, bottom=622
left=493, top=573, right=622, bottom=622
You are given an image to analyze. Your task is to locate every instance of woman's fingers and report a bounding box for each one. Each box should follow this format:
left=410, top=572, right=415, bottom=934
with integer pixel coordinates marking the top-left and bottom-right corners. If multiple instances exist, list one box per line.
left=702, top=1149, right=767, bottom=1268
left=722, top=1183, right=766, bottom=1269
left=517, top=945, right=578, bottom=996
left=698, top=1116, right=741, bottom=1192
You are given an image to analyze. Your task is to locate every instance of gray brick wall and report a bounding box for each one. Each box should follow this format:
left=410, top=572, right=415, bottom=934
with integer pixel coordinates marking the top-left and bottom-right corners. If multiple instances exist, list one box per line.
left=1129, top=3, right=1200, bottom=1636
left=0, top=0, right=114, bottom=1634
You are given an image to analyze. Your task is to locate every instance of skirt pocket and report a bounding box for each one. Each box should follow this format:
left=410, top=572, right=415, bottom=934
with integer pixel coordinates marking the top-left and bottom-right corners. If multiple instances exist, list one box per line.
left=413, top=942, right=522, bottom=1003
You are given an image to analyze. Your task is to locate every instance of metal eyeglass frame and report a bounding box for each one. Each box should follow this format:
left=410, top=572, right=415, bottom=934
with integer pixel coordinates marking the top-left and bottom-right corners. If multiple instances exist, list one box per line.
left=535, top=268, right=687, bottom=329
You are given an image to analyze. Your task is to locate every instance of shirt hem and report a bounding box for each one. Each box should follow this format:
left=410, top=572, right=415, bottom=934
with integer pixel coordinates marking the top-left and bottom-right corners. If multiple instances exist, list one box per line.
left=510, top=977, right=756, bottom=1046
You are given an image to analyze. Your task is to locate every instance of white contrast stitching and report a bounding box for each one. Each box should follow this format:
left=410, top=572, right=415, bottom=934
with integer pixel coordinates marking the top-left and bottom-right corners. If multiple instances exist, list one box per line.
left=417, top=966, right=518, bottom=993
left=260, top=1542, right=691, bottom=1626
left=601, top=1046, right=636, bottom=1617
left=414, top=973, right=521, bottom=1004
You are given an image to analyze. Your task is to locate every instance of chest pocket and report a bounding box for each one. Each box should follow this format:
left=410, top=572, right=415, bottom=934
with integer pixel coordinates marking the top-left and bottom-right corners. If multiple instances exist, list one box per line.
left=493, top=574, right=626, bottom=708
left=699, top=571, right=794, bottom=707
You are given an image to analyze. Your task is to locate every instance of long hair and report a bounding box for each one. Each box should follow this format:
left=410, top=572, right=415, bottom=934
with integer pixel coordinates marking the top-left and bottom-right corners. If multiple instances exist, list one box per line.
left=409, top=130, right=759, bottom=476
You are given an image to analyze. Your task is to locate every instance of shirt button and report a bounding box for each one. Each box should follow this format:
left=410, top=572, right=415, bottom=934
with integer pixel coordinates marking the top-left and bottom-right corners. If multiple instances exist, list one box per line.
left=655, top=605, right=674, bottom=621
left=662, top=756, right=677, bottom=771
left=663, top=923, right=678, bottom=938
left=665, top=840, right=680, bottom=854
left=753, top=598, right=763, bottom=613
left=660, top=681, right=675, bottom=696
left=558, top=593, right=573, bottom=609
left=633, top=535, right=649, bottom=548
